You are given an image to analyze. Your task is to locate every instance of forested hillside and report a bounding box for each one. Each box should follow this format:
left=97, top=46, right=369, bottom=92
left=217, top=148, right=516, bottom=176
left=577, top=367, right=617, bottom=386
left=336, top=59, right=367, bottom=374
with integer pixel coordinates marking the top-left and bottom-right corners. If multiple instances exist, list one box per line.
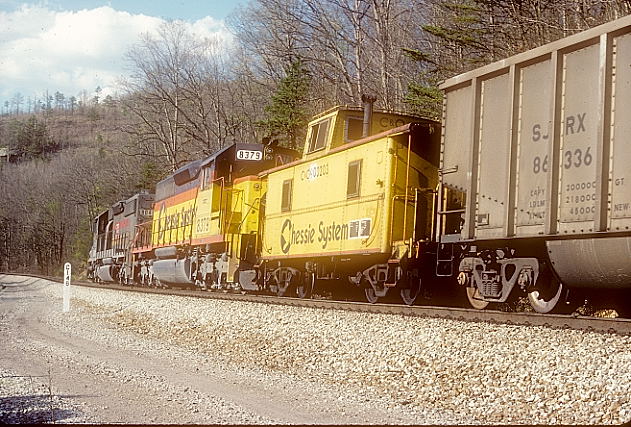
left=1, top=0, right=629, bottom=275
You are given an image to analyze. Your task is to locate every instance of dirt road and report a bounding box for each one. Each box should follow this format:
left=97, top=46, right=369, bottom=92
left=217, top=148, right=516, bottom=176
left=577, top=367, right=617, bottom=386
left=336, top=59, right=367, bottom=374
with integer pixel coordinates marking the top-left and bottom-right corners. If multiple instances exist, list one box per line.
left=0, top=276, right=445, bottom=424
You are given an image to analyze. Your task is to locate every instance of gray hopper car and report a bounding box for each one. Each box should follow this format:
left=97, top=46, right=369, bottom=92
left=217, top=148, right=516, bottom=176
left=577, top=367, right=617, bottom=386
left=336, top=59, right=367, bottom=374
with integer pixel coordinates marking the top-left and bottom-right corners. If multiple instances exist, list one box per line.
left=437, top=14, right=631, bottom=313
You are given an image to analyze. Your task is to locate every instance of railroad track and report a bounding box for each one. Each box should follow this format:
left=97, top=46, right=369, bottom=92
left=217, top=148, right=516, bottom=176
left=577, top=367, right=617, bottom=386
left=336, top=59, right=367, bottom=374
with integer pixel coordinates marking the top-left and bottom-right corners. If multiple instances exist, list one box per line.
left=2, top=272, right=630, bottom=335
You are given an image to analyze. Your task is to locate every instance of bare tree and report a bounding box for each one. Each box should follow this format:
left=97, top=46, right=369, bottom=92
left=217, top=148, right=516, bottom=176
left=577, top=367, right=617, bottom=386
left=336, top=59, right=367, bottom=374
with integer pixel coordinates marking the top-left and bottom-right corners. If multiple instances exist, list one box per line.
left=119, top=21, right=245, bottom=170
left=230, top=0, right=428, bottom=111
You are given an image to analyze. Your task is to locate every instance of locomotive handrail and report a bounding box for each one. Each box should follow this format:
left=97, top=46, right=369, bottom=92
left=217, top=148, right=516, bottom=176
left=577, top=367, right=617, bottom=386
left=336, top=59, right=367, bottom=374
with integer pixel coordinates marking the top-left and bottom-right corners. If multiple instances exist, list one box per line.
left=235, top=197, right=262, bottom=233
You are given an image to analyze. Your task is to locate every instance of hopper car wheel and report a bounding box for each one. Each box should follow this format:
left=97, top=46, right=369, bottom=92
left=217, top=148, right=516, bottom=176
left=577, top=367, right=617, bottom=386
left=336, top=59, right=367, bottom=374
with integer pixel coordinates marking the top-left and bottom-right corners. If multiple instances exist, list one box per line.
left=527, top=277, right=564, bottom=314
left=400, top=276, right=422, bottom=306
left=364, top=286, right=379, bottom=304
left=466, top=286, right=490, bottom=310
left=296, top=272, right=314, bottom=299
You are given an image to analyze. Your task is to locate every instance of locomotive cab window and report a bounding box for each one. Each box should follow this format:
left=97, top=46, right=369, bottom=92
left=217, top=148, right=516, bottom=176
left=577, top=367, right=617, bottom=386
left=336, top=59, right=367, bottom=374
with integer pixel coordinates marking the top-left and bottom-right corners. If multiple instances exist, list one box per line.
left=201, top=165, right=214, bottom=190
left=307, top=118, right=331, bottom=153
left=347, top=160, right=362, bottom=198
left=344, top=116, right=363, bottom=142
left=211, top=177, right=223, bottom=213
left=124, top=199, right=137, bottom=217
left=281, top=179, right=293, bottom=212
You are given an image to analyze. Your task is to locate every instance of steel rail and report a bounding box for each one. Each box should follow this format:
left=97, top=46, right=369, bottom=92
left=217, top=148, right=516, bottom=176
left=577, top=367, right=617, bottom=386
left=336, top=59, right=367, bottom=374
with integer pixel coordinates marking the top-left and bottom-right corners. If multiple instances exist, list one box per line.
left=2, top=272, right=629, bottom=335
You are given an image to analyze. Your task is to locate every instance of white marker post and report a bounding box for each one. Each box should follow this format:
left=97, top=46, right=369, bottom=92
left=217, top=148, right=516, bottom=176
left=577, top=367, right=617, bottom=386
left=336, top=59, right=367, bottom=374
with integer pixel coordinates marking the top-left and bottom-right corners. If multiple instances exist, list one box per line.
left=63, top=262, right=71, bottom=313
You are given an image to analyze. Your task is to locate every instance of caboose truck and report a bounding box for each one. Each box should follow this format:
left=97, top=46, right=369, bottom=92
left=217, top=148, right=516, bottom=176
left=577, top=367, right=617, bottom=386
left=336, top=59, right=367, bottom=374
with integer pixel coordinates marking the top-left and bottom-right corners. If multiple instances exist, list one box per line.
left=259, top=97, right=441, bottom=305
left=437, top=14, right=631, bottom=313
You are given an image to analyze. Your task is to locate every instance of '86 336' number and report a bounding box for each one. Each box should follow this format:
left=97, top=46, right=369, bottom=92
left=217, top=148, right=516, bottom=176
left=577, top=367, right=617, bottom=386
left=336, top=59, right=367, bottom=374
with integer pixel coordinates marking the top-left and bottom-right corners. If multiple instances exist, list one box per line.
left=532, top=146, right=593, bottom=175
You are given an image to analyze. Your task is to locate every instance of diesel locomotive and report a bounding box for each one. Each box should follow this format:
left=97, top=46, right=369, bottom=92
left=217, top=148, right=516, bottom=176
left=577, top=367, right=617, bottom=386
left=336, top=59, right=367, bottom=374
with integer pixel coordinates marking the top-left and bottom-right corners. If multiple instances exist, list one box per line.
left=88, top=15, right=631, bottom=314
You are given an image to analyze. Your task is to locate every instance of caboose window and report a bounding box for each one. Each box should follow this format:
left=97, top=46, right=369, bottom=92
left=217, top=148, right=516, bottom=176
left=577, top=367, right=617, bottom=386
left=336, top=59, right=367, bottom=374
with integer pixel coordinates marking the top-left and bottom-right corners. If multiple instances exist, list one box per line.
left=345, top=117, right=363, bottom=142
left=281, top=179, right=293, bottom=212
left=307, top=119, right=330, bottom=153
left=347, top=160, right=362, bottom=198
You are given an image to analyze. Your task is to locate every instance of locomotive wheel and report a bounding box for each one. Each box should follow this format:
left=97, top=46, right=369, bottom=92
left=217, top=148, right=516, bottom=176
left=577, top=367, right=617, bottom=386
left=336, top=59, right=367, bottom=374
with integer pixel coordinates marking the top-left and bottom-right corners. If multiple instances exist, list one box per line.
left=296, top=272, right=313, bottom=299
left=364, top=286, right=379, bottom=304
left=400, top=276, right=422, bottom=306
left=195, top=278, right=207, bottom=291
left=528, top=277, right=564, bottom=314
left=152, top=276, right=163, bottom=288
left=466, top=286, right=490, bottom=310
left=119, top=269, right=129, bottom=286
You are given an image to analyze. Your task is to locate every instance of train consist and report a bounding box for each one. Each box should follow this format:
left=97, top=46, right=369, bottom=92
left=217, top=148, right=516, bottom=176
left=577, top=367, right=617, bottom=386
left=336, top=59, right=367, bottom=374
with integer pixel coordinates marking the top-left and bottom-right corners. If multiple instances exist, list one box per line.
left=88, top=15, right=631, bottom=313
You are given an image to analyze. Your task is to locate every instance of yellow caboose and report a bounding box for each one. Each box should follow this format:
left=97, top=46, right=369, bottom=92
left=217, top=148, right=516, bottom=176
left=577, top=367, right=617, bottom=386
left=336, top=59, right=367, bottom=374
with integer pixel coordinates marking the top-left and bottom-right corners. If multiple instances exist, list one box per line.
left=260, top=103, right=440, bottom=304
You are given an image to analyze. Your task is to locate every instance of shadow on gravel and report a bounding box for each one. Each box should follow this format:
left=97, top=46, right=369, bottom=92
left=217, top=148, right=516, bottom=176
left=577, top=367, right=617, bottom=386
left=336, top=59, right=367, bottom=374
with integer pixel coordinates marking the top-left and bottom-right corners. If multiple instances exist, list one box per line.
left=0, top=394, right=81, bottom=423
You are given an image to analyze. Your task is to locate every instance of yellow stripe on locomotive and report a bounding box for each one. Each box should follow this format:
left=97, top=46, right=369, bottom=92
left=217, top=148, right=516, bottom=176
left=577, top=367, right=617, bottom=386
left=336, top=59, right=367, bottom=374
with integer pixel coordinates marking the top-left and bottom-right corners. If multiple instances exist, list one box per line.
left=151, top=187, right=198, bottom=248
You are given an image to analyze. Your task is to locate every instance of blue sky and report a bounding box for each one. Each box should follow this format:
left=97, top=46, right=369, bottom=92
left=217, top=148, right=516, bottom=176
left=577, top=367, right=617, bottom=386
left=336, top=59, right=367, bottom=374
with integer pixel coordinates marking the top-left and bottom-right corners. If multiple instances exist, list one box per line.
left=26, top=0, right=241, bottom=20
left=0, top=1, right=244, bottom=111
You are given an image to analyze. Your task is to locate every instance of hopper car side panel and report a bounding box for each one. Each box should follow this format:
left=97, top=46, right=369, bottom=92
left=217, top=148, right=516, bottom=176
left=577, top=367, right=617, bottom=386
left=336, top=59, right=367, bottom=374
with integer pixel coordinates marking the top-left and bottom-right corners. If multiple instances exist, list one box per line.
left=609, top=32, right=631, bottom=231
left=475, top=72, right=512, bottom=239
left=514, top=59, right=553, bottom=235
left=440, top=14, right=631, bottom=242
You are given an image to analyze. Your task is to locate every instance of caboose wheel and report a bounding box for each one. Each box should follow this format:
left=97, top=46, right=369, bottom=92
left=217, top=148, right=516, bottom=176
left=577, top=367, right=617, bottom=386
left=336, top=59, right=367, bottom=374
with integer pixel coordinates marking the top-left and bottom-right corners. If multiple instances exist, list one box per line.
left=527, top=277, right=564, bottom=313
left=296, top=272, right=313, bottom=299
left=276, top=280, right=290, bottom=296
left=276, top=273, right=292, bottom=297
left=400, top=276, right=422, bottom=306
left=466, top=286, right=490, bottom=310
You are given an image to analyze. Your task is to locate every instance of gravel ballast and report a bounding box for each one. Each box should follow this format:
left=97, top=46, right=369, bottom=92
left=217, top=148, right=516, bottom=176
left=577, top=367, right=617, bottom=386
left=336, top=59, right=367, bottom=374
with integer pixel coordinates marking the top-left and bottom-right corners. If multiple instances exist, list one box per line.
left=1, top=274, right=630, bottom=424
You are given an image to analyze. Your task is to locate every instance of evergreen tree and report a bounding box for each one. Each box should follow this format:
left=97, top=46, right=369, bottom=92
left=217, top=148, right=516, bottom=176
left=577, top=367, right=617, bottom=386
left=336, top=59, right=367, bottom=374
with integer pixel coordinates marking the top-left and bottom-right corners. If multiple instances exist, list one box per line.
left=404, top=78, right=443, bottom=121
left=257, top=59, right=311, bottom=150
left=9, top=116, right=59, bottom=160
left=403, top=0, right=631, bottom=120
